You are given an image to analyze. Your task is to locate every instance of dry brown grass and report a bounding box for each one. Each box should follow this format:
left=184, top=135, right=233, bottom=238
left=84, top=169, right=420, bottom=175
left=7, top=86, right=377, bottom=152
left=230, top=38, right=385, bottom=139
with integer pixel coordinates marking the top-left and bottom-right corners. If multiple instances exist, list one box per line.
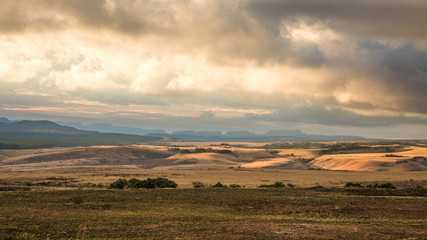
left=313, top=146, right=427, bottom=171
left=1, top=168, right=426, bottom=189
left=0, top=142, right=425, bottom=172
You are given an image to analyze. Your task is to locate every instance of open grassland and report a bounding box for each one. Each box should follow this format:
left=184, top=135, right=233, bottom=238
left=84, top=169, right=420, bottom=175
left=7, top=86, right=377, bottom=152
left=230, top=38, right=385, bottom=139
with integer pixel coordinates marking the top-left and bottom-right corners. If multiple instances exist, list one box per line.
left=1, top=168, right=426, bottom=189
left=0, top=141, right=426, bottom=171
left=1, top=140, right=426, bottom=239
left=1, top=188, right=426, bottom=239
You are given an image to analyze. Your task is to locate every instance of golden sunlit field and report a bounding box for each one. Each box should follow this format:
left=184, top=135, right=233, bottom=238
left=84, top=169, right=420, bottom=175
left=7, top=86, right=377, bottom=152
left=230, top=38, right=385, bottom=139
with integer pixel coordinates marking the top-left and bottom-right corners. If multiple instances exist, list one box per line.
left=1, top=141, right=426, bottom=239
left=1, top=168, right=426, bottom=189
left=2, top=0, right=427, bottom=238
left=1, top=141, right=426, bottom=171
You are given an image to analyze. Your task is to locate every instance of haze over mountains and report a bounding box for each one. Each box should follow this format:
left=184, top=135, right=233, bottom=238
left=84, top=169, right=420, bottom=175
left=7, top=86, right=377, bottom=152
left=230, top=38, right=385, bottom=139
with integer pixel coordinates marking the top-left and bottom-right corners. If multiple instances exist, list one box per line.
left=147, top=130, right=365, bottom=142
left=0, top=118, right=165, bottom=149
left=56, top=121, right=167, bottom=136
left=56, top=120, right=365, bottom=141
left=55, top=119, right=365, bottom=141
left=0, top=117, right=365, bottom=144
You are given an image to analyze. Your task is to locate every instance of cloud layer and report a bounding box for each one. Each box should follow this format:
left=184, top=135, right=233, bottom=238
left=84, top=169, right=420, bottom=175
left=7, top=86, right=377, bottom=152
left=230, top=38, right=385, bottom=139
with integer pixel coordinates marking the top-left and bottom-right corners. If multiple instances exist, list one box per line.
left=1, top=0, right=426, bottom=137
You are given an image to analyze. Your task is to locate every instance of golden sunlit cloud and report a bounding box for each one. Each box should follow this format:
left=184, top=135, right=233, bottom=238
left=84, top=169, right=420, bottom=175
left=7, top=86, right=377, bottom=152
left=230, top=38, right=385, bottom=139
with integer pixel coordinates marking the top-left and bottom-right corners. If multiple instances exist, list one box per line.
left=1, top=0, right=426, bottom=138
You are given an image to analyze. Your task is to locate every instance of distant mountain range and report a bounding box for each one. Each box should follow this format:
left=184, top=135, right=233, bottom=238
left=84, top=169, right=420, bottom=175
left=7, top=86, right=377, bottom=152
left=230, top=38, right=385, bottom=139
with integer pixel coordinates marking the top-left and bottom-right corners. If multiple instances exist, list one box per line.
left=0, top=118, right=366, bottom=146
left=0, top=117, right=15, bottom=124
left=56, top=121, right=166, bottom=135
left=56, top=120, right=365, bottom=141
left=0, top=118, right=167, bottom=149
left=147, top=130, right=365, bottom=142
left=0, top=120, right=93, bottom=134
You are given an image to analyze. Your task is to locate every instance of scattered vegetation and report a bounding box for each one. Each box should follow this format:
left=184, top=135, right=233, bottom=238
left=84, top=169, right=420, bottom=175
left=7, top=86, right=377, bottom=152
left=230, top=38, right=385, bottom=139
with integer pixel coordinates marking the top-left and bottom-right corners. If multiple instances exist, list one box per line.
left=384, top=154, right=404, bottom=157
left=344, top=182, right=363, bottom=188
left=192, top=181, right=207, bottom=188
left=1, top=188, right=426, bottom=239
left=344, top=182, right=396, bottom=189
left=263, top=142, right=326, bottom=149
left=110, top=177, right=177, bottom=189
left=258, top=181, right=286, bottom=188
left=212, top=182, right=225, bottom=188
left=0, top=186, right=30, bottom=191
left=296, top=158, right=315, bottom=164
left=192, top=181, right=241, bottom=188
left=320, top=142, right=406, bottom=154
left=110, top=179, right=128, bottom=189
left=366, top=183, right=396, bottom=189
left=168, top=147, right=234, bottom=154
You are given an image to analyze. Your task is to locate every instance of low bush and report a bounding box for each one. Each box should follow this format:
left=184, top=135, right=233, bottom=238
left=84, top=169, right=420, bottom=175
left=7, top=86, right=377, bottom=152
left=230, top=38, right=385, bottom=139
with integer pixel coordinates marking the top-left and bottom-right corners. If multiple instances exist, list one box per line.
left=168, top=147, right=234, bottom=155
left=347, top=182, right=397, bottom=189
left=344, top=182, right=363, bottom=188
left=110, top=179, right=128, bottom=189
left=212, top=182, right=225, bottom=188
left=110, top=177, right=177, bottom=189
left=375, top=183, right=396, bottom=189
left=258, top=181, right=285, bottom=188
left=144, top=177, right=177, bottom=188
left=192, top=181, right=207, bottom=188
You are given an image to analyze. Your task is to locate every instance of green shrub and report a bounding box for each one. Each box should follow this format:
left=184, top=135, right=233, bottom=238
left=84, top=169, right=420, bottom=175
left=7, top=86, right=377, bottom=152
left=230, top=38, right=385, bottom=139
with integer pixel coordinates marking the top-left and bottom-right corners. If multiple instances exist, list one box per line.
left=287, top=183, right=295, bottom=188
left=212, top=182, right=225, bottom=188
left=145, top=177, right=178, bottom=188
left=214, top=149, right=234, bottom=154
left=110, top=177, right=177, bottom=189
left=259, top=181, right=285, bottom=188
left=229, top=184, right=241, bottom=188
left=110, top=179, right=128, bottom=189
left=192, top=181, right=207, bottom=188
left=344, top=182, right=363, bottom=188
left=366, top=183, right=396, bottom=189
left=128, top=178, right=145, bottom=188
left=378, top=183, right=396, bottom=189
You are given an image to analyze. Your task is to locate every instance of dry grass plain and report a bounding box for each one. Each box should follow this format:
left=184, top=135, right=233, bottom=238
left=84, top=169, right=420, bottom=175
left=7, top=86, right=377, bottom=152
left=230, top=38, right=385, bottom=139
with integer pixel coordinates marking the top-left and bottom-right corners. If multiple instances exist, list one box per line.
left=1, top=168, right=426, bottom=189
left=0, top=141, right=426, bottom=239
left=1, top=141, right=426, bottom=172
left=0, top=141, right=426, bottom=188
left=0, top=141, right=426, bottom=189
left=1, top=188, right=426, bottom=239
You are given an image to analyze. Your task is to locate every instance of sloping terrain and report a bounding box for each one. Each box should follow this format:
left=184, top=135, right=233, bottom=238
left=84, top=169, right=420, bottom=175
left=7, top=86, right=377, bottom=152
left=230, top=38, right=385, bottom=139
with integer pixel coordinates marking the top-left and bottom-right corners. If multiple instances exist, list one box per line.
left=0, top=120, right=167, bottom=148
left=313, top=146, right=427, bottom=171
left=0, top=143, right=426, bottom=171
left=0, top=120, right=87, bottom=134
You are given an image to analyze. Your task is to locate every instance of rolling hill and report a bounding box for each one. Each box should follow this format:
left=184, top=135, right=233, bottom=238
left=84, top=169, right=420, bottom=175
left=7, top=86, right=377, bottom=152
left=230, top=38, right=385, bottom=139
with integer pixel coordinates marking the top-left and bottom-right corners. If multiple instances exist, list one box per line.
left=0, top=120, right=169, bottom=149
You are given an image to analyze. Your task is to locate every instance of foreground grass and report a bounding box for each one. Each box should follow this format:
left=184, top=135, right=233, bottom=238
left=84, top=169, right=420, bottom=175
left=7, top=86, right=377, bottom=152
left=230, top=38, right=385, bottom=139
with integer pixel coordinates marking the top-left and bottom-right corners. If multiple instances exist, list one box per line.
left=0, top=188, right=426, bottom=239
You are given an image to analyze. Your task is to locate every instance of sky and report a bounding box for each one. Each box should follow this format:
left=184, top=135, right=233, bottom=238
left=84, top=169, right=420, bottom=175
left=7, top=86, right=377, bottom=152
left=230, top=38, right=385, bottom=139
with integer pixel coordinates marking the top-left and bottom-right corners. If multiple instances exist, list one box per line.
left=1, top=0, right=427, bottom=139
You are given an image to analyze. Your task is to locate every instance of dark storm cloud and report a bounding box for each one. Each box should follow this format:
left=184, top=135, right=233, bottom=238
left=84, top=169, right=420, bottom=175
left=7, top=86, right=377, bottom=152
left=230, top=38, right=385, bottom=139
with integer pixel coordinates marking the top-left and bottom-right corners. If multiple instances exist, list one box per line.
left=0, top=0, right=426, bottom=132
left=3, top=0, right=427, bottom=41
left=354, top=42, right=427, bottom=113
left=2, top=0, right=426, bottom=66
left=247, top=0, right=427, bottom=40
left=245, top=105, right=427, bottom=127
left=0, top=0, right=170, bottom=35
